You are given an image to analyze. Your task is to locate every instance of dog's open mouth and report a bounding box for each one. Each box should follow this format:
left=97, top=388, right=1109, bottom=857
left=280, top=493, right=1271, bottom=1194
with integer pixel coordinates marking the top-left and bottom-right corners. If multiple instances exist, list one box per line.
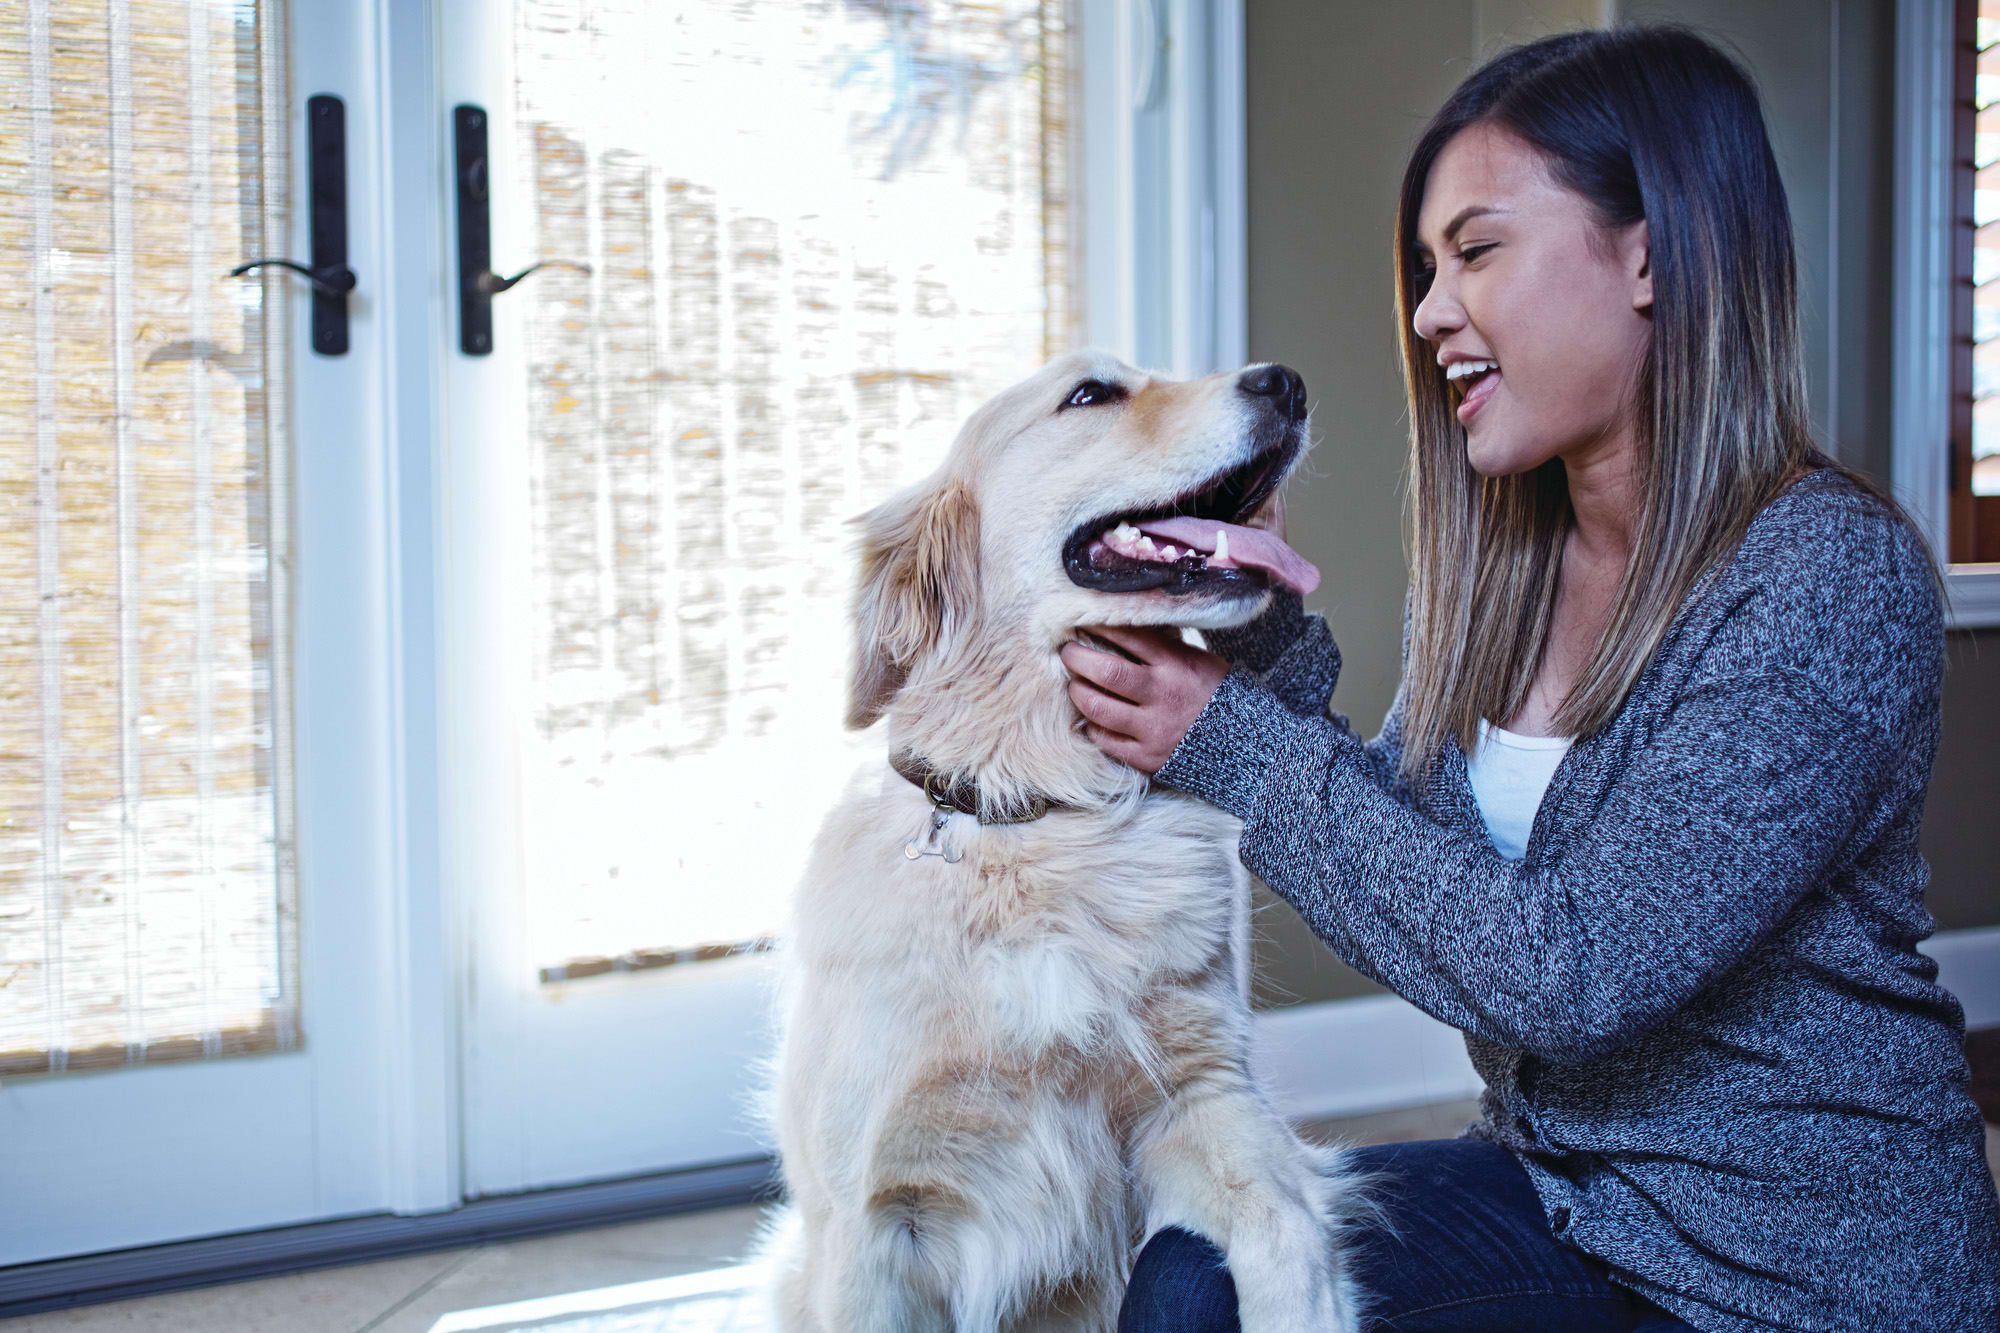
left=1060, top=435, right=1317, bottom=596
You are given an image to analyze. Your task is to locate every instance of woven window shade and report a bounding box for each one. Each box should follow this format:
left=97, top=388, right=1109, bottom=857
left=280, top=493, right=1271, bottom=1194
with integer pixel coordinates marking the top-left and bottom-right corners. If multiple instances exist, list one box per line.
left=0, top=0, right=296, bottom=1076
left=508, top=0, right=1075, bottom=984
left=1973, top=2, right=2000, bottom=496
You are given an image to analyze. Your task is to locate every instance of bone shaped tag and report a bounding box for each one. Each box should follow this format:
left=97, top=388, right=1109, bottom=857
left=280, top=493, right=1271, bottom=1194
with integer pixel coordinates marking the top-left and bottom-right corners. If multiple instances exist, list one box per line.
left=903, top=807, right=964, bottom=863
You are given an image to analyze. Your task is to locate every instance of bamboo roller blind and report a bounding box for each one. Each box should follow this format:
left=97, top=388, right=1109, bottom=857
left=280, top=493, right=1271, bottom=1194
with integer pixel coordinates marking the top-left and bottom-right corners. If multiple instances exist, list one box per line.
left=509, top=0, right=1075, bottom=983
left=0, top=0, right=295, bottom=1076
left=1975, top=2, right=2000, bottom=495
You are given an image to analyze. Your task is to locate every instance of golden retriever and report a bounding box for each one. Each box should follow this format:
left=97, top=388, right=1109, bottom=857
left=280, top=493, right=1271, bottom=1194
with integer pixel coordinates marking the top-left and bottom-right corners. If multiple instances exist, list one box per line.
left=757, top=350, right=1366, bottom=1331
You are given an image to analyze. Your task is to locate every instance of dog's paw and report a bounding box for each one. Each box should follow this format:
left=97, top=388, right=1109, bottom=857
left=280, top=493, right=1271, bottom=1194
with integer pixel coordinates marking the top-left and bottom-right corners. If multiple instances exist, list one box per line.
left=1238, top=1278, right=1357, bottom=1333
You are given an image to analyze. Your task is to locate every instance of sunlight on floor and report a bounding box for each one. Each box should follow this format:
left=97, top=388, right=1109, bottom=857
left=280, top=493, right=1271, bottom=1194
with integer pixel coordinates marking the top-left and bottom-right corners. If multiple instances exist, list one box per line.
left=428, top=1263, right=771, bottom=1333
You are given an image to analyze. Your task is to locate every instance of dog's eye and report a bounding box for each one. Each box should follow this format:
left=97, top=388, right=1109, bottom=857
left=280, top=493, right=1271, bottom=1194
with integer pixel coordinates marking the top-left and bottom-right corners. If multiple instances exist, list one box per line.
left=1062, top=379, right=1122, bottom=410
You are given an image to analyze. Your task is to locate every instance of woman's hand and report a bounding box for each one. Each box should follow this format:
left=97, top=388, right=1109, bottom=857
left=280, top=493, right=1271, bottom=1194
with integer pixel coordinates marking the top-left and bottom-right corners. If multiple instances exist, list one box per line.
left=1059, top=625, right=1231, bottom=776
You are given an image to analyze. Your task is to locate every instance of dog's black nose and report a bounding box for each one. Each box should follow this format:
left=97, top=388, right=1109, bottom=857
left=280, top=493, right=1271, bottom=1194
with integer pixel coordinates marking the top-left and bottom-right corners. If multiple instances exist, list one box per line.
left=1237, top=363, right=1307, bottom=423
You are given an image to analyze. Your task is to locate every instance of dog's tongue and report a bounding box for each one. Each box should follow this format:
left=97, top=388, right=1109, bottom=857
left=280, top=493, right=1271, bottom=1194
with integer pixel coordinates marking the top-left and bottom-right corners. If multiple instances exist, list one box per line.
left=1134, top=517, right=1320, bottom=595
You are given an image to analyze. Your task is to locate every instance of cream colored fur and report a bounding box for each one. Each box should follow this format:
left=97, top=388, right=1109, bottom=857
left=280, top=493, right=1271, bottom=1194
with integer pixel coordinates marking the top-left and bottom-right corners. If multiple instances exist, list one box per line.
left=756, top=351, right=1369, bottom=1332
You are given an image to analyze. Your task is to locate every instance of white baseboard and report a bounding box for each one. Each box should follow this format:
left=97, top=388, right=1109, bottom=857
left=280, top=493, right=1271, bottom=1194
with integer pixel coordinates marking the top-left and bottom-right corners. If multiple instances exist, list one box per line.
left=1250, top=993, right=1482, bottom=1123
left=1921, top=924, right=2000, bottom=1028
left=1255, top=924, right=2000, bottom=1125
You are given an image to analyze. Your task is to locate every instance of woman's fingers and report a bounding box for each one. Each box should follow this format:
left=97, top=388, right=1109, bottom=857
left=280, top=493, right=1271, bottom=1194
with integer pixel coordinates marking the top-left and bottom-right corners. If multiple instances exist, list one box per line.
left=1059, top=637, right=1149, bottom=704
left=1080, top=622, right=1180, bottom=663
left=1081, top=721, right=1143, bottom=766
left=1060, top=626, right=1228, bottom=775
left=1067, top=672, right=1148, bottom=737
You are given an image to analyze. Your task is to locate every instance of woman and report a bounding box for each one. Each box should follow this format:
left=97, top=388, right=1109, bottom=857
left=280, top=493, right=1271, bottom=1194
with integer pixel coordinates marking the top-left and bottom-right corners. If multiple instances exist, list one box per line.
left=1060, top=25, right=2000, bottom=1333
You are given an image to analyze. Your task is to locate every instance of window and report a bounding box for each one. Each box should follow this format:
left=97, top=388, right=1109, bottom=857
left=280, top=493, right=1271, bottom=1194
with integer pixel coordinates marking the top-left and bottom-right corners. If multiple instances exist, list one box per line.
left=1894, top=0, right=2000, bottom=623
left=0, top=0, right=298, bottom=1077
left=498, top=0, right=1078, bottom=983
left=1954, top=0, right=2000, bottom=557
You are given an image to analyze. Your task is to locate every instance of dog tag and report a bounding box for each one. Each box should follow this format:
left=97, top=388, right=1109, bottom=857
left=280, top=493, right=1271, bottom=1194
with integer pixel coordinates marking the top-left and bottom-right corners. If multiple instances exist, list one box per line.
left=903, top=807, right=964, bottom=863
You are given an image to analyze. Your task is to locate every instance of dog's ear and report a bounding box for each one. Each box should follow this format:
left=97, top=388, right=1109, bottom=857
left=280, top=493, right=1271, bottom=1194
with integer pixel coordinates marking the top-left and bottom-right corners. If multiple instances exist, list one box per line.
left=845, top=478, right=982, bottom=730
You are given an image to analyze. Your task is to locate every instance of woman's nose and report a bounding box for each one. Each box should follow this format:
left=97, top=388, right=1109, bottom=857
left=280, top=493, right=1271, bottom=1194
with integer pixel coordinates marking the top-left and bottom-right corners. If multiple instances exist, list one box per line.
left=1412, top=271, right=1461, bottom=346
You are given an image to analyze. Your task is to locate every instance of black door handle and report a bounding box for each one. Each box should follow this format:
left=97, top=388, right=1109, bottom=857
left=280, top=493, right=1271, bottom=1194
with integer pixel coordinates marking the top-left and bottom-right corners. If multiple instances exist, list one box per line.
left=228, top=259, right=355, bottom=298
left=230, top=93, right=352, bottom=355
left=453, top=104, right=590, bottom=356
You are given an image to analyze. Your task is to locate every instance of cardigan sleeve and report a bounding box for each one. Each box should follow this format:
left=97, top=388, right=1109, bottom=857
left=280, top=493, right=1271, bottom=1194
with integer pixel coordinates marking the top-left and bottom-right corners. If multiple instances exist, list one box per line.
left=1151, top=661, right=1898, bottom=1064
left=1177, top=587, right=1414, bottom=795
left=1195, top=588, right=1341, bottom=721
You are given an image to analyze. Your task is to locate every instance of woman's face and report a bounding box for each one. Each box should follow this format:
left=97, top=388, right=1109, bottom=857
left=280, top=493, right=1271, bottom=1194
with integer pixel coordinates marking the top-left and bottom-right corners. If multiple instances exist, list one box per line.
left=1411, top=122, right=1653, bottom=481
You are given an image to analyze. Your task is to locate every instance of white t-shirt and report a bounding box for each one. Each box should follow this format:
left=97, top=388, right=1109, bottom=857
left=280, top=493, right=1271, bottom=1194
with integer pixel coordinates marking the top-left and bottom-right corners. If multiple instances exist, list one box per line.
left=1465, top=718, right=1574, bottom=860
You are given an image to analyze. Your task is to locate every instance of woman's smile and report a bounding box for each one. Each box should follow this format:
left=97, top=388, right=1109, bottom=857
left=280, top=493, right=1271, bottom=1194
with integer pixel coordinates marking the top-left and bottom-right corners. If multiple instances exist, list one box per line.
left=1457, top=368, right=1501, bottom=424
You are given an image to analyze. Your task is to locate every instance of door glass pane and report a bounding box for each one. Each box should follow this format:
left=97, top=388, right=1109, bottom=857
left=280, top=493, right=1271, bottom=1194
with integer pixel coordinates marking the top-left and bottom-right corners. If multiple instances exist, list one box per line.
left=0, top=0, right=297, bottom=1074
left=506, top=0, right=1075, bottom=983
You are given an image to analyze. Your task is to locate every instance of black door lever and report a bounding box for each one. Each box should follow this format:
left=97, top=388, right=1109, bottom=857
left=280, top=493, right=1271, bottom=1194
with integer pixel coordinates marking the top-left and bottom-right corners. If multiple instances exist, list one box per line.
left=228, top=258, right=355, bottom=298
left=230, top=93, right=353, bottom=355
left=454, top=104, right=590, bottom=356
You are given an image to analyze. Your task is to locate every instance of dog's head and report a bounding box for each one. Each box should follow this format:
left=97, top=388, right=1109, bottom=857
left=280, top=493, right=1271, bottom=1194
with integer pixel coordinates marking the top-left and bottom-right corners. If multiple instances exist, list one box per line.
left=846, top=349, right=1313, bottom=730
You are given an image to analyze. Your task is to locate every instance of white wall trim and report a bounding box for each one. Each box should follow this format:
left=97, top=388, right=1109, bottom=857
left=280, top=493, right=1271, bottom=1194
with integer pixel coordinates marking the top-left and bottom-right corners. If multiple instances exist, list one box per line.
left=1921, top=924, right=2000, bottom=1031
left=1208, top=0, right=1248, bottom=372
left=1255, top=925, right=2000, bottom=1124
left=1892, top=0, right=2000, bottom=627
left=1252, top=995, right=1482, bottom=1123
left=369, top=0, right=461, bottom=1216
left=1077, top=0, right=1247, bottom=376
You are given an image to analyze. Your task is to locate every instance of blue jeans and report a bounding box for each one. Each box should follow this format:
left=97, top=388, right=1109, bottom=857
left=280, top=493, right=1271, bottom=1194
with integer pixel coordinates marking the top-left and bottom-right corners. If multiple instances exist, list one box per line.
left=1119, top=1138, right=1700, bottom=1331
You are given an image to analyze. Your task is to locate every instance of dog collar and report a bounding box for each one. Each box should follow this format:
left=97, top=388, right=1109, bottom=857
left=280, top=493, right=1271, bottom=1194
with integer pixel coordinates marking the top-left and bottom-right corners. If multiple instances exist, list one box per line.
left=888, top=750, right=1066, bottom=825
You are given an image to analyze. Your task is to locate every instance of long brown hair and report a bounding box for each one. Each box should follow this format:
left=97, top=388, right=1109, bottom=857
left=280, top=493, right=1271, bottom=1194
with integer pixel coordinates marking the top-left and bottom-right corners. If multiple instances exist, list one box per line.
left=1390, top=24, right=1938, bottom=786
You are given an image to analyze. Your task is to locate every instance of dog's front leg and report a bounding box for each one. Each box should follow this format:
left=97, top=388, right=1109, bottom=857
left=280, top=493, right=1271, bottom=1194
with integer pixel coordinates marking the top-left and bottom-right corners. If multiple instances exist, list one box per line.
left=1128, top=989, right=1365, bottom=1333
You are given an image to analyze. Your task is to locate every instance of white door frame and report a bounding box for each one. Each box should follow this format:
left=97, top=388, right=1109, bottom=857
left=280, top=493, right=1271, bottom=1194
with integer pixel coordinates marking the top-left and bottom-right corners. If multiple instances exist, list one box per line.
left=356, top=0, right=463, bottom=1218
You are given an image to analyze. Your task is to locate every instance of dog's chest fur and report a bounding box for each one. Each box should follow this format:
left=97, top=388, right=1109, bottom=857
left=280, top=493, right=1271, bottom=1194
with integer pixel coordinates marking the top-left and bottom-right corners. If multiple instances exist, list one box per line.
left=778, top=778, right=1250, bottom=1133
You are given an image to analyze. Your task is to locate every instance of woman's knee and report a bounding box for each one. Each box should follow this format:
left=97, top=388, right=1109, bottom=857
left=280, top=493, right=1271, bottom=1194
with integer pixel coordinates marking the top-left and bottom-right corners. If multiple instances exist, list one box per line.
left=1118, top=1226, right=1240, bottom=1333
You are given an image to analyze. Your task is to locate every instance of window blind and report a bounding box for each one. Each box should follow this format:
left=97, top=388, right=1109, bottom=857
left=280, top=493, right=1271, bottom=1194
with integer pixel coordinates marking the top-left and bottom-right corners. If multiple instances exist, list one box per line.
left=1971, top=3, right=2000, bottom=496
left=0, top=0, right=296, bottom=1076
left=505, top=0, right=1076, bottom=984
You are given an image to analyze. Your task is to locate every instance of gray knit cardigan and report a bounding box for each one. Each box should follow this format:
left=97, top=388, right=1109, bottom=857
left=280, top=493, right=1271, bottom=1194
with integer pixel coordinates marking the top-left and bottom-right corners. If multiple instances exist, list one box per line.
left=1152, top=469, right=2000, bottom=1331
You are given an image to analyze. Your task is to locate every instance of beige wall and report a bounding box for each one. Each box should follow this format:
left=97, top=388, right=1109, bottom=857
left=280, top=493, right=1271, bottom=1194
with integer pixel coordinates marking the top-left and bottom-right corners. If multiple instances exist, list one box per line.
left=1246, top=0, right=2000, bottom=1009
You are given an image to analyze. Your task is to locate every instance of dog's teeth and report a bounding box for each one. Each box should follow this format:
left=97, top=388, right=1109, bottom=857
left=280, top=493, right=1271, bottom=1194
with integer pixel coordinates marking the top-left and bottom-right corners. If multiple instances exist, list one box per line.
left=1137, top=536, right=1156, bottom=554
left=1213, top=529, right=1229, bottom=562
left=1161, top=544, right=1178, bottom=560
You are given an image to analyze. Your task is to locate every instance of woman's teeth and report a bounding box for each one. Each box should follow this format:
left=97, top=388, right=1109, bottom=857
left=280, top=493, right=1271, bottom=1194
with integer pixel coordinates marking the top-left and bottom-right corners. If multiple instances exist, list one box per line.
left=1445, top=359, right=1499, bottom=381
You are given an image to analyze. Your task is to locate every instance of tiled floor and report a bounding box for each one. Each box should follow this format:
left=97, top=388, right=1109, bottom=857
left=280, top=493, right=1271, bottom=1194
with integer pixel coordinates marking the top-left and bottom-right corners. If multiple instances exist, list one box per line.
left=9, top=1203, right=783, bottom=1333
left=12, top=1099, right=1999, bottom=1332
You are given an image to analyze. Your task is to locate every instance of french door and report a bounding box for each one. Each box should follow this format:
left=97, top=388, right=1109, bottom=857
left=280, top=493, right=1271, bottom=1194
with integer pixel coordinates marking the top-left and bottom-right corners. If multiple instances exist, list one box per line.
left=436, top=0, right=1085, bottom=1197
left=5, top=0, right=1233, bottom=1267
left=0, top=0, right=452, bottom=1263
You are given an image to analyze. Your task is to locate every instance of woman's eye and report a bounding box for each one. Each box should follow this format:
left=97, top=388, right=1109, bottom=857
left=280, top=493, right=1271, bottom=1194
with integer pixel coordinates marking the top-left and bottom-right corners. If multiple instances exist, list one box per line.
left=1459, top=244, right=1495, bottom=263
left=1064, top=379, right=1119, bottom=409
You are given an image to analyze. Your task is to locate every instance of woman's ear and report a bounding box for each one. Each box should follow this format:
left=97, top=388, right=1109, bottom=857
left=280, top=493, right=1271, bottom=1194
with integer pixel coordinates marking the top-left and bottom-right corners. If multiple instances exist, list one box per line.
left=1629, top=218, right=1652, bottom=312
left=844, top=477, right=982, bottom=730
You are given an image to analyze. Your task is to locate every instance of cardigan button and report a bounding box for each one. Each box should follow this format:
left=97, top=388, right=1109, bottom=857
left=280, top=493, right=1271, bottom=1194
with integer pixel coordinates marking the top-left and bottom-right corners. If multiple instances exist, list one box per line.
left=1514, top=1113, right=1535, bottom=1138
left=1552, top=1206, right=1572, bottom=1231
